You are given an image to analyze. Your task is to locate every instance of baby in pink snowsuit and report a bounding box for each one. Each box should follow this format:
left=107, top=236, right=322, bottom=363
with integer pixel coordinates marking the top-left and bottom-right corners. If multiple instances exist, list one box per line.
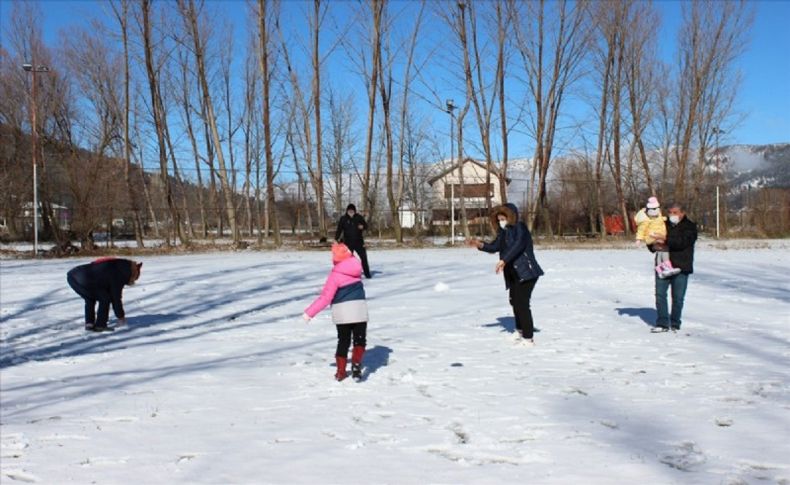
left=635, top=196, right=681, bottom=279
left=303, top=242, right=369, bottom=381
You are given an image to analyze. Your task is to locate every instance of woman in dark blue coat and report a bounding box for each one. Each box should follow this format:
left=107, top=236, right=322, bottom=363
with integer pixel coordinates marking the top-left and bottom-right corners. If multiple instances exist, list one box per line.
left=67, top=258, right=142, bottom=332
left=469, top=203, right=543, bottom=345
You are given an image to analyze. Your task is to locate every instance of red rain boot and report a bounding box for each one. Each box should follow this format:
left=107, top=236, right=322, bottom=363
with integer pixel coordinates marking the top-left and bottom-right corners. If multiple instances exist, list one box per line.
left=335, top=356, right=348, bottom=381
left=351, top=346, right=365, bottom=380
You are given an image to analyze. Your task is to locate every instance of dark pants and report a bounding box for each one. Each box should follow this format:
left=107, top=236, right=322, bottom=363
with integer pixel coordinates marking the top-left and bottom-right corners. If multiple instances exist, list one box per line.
left=336, top=322, right=367, bottom=357
left=67, top=273, right=110, bottom=327
left=655, top=272, right=689, bottom=329
left=348, top=244, right=371, bottom=278
left=509, top=278, right=538, bottom=339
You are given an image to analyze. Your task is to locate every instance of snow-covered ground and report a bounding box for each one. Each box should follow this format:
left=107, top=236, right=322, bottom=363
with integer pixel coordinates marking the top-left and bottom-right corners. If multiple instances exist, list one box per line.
left=1, top=246, right=789, bottom=484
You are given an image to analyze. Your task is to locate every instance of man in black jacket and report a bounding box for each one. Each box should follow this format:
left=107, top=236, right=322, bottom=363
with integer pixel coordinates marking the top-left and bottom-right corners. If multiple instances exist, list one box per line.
left=648, top=203, right=697, bottom=332
left=335, top=204, right=371, bottom=278
left=67, top=258, right=142, bottom=332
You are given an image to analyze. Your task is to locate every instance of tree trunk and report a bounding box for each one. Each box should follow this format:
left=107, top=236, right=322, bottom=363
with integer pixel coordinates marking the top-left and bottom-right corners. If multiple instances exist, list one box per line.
left=257, top=0, right=281, bottom=245
left=112, top=0, right=145, bottom=248
left=141, top=0, right=181, bottom=246
left=179, top=0, right=240, bottom=245
left=362, top=0, right=383, bottom=212
left=311, top=0, right=327, bottom=238
left=179, top=56, right=208, bottom=239
left=496, top=1, right=509, bottom=205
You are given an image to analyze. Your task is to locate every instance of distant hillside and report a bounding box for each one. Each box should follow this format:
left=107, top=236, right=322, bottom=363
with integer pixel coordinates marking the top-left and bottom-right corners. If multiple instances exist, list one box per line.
left=725, top=143, right=790, bottom=190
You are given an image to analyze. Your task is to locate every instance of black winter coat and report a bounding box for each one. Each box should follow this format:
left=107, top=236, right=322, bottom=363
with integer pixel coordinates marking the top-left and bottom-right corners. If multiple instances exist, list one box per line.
left=650, top=216, right=697, bottom=273
left=480, top=205, right=544, bottom=289
left=67, top=259, right=133, bottom=320
left=335, top=213, right=368, bottom=247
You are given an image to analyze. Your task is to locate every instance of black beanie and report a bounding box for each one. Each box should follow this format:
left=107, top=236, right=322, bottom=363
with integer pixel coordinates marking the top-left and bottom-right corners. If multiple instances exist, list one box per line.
left=346, top=204, right=356, bottom=212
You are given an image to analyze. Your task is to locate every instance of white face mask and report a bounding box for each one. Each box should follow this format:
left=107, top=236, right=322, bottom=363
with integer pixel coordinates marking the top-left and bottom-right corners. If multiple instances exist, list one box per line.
left=669, top=215, right=680, bottom=224
left=498, top=220, right=507, bottom=229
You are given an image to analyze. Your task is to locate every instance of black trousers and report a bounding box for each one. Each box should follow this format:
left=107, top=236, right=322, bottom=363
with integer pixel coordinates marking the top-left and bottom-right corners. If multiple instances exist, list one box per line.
left=347, top=244, right=371, bottom=278
left=336, top=322, right=367, bottom=357
left=509, top=278, right=538, bottom=339
left=67, top=273, right=112, bottom=326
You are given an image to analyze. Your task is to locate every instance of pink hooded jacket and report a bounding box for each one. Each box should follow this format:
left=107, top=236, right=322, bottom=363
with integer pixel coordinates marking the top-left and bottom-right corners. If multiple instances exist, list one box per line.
left=304, top=256, right=368, bottom=323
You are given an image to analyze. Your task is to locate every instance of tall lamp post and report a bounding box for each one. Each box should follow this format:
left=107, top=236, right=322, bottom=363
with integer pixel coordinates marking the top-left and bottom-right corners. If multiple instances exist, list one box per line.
left=446, top=99, right=456, bottom=244
left=712, top=127, right=725, bottom=239
left=23, top=62, right=50, bottom=256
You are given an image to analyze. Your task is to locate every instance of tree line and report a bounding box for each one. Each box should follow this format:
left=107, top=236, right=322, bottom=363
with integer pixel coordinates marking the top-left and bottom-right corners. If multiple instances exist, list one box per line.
left=0, top=0, right=753, bottom=249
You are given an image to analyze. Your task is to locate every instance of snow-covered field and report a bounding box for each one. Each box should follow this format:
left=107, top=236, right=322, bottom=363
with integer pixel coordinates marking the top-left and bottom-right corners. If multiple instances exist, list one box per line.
left=1, top=245, right=789, bottom=484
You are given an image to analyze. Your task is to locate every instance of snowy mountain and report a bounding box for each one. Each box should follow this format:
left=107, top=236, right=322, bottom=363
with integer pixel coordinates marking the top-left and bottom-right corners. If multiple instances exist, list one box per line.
left=723, top=143, right=790, bottom=190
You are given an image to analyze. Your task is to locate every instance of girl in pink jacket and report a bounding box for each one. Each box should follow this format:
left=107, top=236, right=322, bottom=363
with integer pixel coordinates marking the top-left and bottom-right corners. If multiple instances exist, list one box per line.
left=303, top=242, right=369, bottom=381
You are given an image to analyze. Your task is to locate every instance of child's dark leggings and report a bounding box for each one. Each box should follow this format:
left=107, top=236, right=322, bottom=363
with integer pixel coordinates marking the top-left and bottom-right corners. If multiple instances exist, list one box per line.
left=336, top=322, right=367, bottom=357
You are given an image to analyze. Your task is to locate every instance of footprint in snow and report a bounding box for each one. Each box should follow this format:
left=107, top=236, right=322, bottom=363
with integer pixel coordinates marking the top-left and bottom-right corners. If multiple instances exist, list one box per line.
left=659, top=441, right=706, bottom=471
left=448, top=422, right=470, bottom=444
left=176, top=453, right=198, bottom=464
left=735, top=460, right=785, bottom=482
left=1, top=433, right=31, bottom=460
left=2, top=469, right=39, bottom=483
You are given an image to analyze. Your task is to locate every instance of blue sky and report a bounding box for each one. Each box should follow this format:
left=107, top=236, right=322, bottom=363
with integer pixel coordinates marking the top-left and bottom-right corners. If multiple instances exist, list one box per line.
left=728, top=0, right=790, bottom=144
left=5, top=0, right=790, bottom=152
left=652, top=0, right=790, bottom=146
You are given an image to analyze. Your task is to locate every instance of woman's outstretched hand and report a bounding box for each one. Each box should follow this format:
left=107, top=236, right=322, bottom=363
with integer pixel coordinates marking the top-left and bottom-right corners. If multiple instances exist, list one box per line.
left=466, top=238, right=483, bottom=249
left=495, top=260, right=505, bottom=274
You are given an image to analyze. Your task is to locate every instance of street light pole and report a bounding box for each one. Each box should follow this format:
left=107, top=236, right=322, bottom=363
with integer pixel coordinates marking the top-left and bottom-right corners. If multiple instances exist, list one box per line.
left=446, top=99, right=456, bottom=245
left=23, top=62, right=50, bottom=257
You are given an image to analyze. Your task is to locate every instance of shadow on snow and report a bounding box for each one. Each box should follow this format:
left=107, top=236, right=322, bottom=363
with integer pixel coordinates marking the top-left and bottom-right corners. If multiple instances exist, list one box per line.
left=359, top=345, right=393, bottom=381
left=482, top=316, right=541, bottom=334
left=616, top=307, right=658, bottom=327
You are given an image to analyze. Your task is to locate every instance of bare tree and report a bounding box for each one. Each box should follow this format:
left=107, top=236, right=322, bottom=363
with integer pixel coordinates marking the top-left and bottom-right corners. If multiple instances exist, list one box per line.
left=362, top=0, right=384, bottom=213
left=601, top=0, right=630, bottom=236
left=255, top=0, right=281, bottom=245
left=459, top=1, right=500, bottom=221
left=0, top=48, right=30, bottom=239
left=671, top=0, right=752, bottom=203
left=276, top=1, right=333, bottom=238
left=140, top=0, right=184, bottom=246
left=110, top=0, right=145, bottom=247
left=310, top=0, right=328, bottom=238
left=242, top=39, right=259, bottom=238
left=591, top=0, right=616, bottom=237
left=218, top=26, right=244, bottom=235
left=373, top=0, right=411, bottom=242
left=510, top=0, right=590, bottom=232
left=178, top=0, right=241, bottom=244
left=160, top=81, right=194, bottom=241
left=59, top=27, right=127, bottom=248
left=8, top=1, right=66, bottom=245
left=393, top=0, right=426, bottom=241
left=131, top=92, right=160, bottom=236
left=176, top=47, right=209, bottom=238
left=495, top=0, right=511, bottom=204
left=445, top=0, right=478, bottom=239
left=653, top=62, right=674, bottom=201
left=623, top=1, right=659, bottom=197
left=402, top=114, right=434, bottom=235
left=325, top=87, right=355, bottom=215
